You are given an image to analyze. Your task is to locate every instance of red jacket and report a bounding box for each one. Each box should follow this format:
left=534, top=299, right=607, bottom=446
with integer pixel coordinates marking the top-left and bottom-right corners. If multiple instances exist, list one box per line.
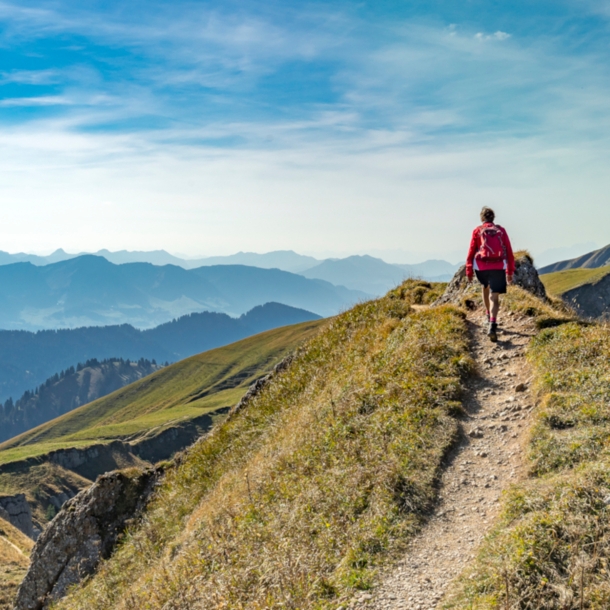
left=466, top=222, right=515, bottom=278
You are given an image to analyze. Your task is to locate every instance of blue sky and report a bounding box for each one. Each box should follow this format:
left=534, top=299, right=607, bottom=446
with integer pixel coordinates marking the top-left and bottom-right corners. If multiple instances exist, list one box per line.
left=0, top=0, right=608, bottom=262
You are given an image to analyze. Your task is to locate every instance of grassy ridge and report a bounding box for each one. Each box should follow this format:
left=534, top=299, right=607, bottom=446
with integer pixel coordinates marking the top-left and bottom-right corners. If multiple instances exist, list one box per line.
left=445, top=292, right=610, bottom=608
left=0, top=516, right=33, bottom=610
left=0, top=321, right=323, bottom=466
left=55, top=281, right=472, bottom=610
left=541, top=266, right=610, bottom=295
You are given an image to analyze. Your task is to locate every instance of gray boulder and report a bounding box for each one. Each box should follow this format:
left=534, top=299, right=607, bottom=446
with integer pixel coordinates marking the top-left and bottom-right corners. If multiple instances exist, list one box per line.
left=436, top=253, right=546, bottom=305
left=14, top=468, right=161, bottom=610
left=513, top=253, right=548, bottom=299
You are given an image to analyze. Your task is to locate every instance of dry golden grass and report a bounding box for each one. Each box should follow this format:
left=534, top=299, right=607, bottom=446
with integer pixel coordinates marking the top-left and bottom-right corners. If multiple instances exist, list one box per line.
left=445, top=303, right=610, bottom=609
left=0, top=516, right=32, bottom=610
left=55, top=281, right=471, bottom=610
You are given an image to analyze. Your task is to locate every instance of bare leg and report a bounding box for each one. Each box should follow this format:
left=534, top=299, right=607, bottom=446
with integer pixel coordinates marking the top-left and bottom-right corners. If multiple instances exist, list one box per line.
left=482, top=286, right=490, bottom=314
left=490, top=292, right=500, bottom=320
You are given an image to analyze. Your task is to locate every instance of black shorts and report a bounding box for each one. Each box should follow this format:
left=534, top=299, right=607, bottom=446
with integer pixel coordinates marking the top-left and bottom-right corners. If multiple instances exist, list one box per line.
left=475, top=269, right=507, bottom=294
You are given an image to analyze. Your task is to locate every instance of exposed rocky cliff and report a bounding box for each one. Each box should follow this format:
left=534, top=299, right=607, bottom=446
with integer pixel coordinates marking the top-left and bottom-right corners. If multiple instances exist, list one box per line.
left=436, top=253, right=547, bottom=305
left=0, top=494, right=34, bottom=539
left=14, top=468, right=161, bottom=610
left=561, top=272, right=610, bottom=319
left=0, top=408, right=229, bottom=530
left=0, top=408, right=228, bottom=478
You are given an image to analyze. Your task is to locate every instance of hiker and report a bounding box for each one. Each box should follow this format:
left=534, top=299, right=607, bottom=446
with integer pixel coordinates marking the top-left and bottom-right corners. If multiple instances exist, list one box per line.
left=466, top=207, right=515, bottom=342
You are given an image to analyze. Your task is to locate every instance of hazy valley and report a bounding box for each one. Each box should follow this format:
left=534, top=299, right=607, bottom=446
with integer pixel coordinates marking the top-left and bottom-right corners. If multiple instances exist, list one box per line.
left=0, top=255, right=359, bottom=330
left=0, top=301, right=319, bottom=403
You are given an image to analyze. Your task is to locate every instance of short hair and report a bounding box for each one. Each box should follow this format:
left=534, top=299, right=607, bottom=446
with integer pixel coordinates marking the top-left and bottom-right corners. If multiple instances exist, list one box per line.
left=480, top=207, right=495, bottom=223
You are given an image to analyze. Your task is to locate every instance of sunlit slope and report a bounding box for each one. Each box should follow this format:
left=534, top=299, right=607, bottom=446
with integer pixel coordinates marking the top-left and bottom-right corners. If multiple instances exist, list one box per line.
left=0, top=320, right=324, bottom=465
left=56, top=281, right=473, bottom=610
left=0, top=516, right=33, bottom=610
left=541, top=266, right=610, bottom=295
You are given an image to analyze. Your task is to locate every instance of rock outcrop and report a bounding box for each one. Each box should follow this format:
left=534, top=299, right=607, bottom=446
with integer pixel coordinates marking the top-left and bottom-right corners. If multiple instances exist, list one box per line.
left=436, top=253, right=547, bottom=305
left=14, top=468, right=162, bottom=610
left=561, top=272, right=610, bottom=320
left=0, top=440, right=145, bottom=481
left=0, top=494, right=34, bottom=539
left=0, top=412, right=225, bottom=482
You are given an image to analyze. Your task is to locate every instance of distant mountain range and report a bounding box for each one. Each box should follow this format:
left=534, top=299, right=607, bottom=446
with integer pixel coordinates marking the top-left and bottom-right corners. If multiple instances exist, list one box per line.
left=301, top=255, right=459, bottom=294
left=0, top=358, right=162, bottom=443
left=538, top=244, right=610, bottom=274
left=0, top=255, right=359, bottom=330
left=0, top=302, right=320, bottom=403
left=0, top=249, right=461, bottom=296
left=0, top=248, right=320, bottom=272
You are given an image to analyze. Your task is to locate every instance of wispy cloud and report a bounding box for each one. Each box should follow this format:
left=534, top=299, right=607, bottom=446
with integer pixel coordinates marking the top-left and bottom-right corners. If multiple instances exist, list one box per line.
left=0, top=69, right=60, bottom=85
left=474, top=31, right=511, bottom=41
left=0, top=95, right=73, bottom=106
left=0, top=2, right=608, bottom=258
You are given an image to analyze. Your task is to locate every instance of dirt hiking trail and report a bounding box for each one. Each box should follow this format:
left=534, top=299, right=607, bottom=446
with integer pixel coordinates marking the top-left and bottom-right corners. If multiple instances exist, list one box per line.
left=349, top=308, right=537, bottom=610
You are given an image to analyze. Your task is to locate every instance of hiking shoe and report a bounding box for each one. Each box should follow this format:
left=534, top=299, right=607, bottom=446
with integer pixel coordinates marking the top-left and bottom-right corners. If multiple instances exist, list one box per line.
left=488, top=322, right=498, bottom=342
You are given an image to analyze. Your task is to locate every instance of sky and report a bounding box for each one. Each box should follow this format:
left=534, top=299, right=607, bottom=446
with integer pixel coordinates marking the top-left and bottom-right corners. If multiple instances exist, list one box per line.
left=0, top=0, right=609, bottom=263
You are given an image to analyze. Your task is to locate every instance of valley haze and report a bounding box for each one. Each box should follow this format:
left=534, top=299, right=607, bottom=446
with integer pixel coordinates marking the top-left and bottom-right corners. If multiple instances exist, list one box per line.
left=0, top=255, right=361, bottom=330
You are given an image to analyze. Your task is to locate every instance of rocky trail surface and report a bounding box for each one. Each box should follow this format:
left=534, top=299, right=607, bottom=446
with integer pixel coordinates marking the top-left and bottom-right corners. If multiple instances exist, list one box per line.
left=351, top=308, right=536, bottom=610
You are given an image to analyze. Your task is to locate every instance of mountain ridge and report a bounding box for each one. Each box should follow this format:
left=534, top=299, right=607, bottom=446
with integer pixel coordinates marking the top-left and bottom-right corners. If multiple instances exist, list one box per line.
left=0, top=358, right=163, bottom=444
left=300, top=255, right=459, bottom=294
left=0, top=255, right=356, bottom=330
left=0, top=301, right=320, bottom=404
left=538, top=243, right=610, bottom=274
left=0, top=249, right=460, bottom=295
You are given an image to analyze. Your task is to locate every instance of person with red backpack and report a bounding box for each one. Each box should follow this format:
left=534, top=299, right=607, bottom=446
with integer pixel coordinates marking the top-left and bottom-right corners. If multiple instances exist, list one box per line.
left=466, top=207, right=515, bottom=342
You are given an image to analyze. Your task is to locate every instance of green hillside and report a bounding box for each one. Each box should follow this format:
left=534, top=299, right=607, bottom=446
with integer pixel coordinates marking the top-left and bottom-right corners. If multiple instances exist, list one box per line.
left=0, top=357, right=161, bottom=444
left=0, top=320, right=324, bottom=466
left=541, top=265, right=610, bottom=295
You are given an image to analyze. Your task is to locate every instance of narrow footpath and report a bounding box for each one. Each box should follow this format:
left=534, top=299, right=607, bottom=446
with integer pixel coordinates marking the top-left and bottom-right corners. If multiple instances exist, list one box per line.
left=351, top=309, right=537, bottom=610
left=0, top=535, right=26, bottom=558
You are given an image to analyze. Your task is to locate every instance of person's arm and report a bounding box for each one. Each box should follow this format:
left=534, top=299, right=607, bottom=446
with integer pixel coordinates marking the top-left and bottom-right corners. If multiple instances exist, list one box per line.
left=465, top=228, right=479, bottom=279
left=503, top=228, right=515, bottom=280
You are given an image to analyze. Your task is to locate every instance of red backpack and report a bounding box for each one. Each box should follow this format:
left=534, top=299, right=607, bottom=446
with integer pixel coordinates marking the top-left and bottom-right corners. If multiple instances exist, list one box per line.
left=477, top=224, right=506, bottom=261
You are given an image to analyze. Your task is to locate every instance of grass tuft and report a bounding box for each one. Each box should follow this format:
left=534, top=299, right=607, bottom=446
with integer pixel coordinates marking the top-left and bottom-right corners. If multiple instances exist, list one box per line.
left=514, top=249, right=534, bottom=264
